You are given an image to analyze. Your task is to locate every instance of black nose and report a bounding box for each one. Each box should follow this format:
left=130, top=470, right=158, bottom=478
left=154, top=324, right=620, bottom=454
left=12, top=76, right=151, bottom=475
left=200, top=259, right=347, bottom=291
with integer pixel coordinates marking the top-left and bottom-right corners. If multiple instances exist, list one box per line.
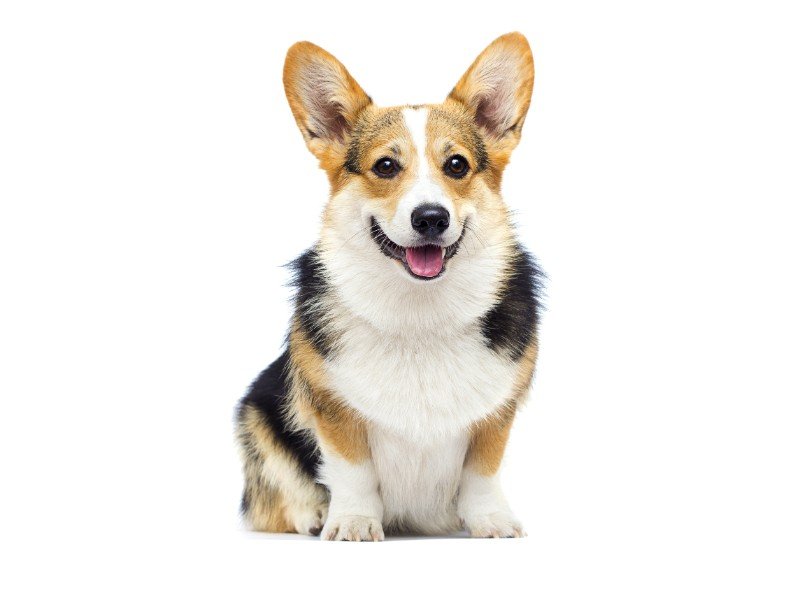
left=411, top=204, right=450, bottom=237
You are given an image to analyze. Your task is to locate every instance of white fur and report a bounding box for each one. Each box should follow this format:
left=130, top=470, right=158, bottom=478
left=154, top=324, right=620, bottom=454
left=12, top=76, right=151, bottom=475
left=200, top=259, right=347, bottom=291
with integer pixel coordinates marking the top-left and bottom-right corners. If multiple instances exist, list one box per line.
left=317, top=451, right=382, bottom=518
left=319, top=189, right=513, bottom=333
left=457, top=469, right=524, bottom=537
left=315, top=203, right=519, bottom=534
left=314, top=107, right=524, bottom=539
left=325, top=316, right=516, bottom=440
left=317, top=450, right=384, bottom=541
left=316, top=296, right=518, bottom=533
left=387, top=108, right=460, bottom=248
left=369, top=424, right=468, bottom=534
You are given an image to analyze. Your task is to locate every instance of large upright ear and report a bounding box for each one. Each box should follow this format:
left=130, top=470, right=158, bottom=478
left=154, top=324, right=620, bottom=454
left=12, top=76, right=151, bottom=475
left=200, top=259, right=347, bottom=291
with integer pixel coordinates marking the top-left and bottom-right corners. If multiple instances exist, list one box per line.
left=448, top=33, right=534, bottom=142
left=283, top=41, right=372, bottom=160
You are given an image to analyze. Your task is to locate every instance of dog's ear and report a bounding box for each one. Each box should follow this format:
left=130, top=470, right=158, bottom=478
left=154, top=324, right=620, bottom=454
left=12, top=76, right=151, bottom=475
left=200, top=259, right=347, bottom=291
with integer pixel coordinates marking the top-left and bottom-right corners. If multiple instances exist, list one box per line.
left=283, top=41, right=372, bottom=161
left=448, top=33, right=534, bottom=145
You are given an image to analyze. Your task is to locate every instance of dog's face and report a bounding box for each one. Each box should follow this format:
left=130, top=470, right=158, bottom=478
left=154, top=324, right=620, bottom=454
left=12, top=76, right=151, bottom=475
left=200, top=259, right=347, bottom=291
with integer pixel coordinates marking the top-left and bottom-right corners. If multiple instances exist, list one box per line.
left=283, top=33, right=533, bottom=284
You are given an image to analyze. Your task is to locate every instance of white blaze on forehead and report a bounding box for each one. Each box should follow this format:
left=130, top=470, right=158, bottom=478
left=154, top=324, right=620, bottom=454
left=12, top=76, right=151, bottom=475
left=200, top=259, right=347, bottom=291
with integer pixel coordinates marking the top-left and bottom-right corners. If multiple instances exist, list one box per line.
left=403, top=107, right=431, bottom=178
left=389, top=108, right=457, bottom=246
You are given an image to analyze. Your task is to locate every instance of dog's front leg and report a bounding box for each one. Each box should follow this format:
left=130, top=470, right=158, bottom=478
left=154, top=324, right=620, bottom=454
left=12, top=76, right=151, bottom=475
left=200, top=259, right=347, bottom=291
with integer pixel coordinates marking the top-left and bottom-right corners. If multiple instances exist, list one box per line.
left=457, top=410, right=525, bottom=538
left=314, top=407, right=384, bottom=541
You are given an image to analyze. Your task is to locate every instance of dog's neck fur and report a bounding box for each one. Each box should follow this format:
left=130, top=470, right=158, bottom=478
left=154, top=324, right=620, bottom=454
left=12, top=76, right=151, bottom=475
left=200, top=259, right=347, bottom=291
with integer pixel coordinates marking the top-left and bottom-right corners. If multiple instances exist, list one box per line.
left=318, top=189, right=516, bottom=337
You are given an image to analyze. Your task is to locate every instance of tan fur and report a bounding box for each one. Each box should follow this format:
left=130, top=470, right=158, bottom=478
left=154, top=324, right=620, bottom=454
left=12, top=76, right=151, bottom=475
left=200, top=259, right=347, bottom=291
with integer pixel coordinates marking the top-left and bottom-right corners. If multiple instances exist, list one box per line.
left=237, top=406, right=299, bottom=532
left=449, top=32, right=534, bottom=181
left=239, top=33, right=538, bottom=538
left=511, top=337, right=540, bottom=404
left=426, top=103, right=495, bottom=194
left=332, top=105, right=417, bottom=201
left=243, top=476, right=293, bottom=532
left=283, top=41, right=372, bottom=185
left=283, top=32, right=537, bottom=482
left=467, top=405, right=516, bottom=477
left=465, top=336, right=538, bottom=476
left=285, top=35, right=533, bottom=238
left=313, top=397, right=370, bottom=463
left=289, top=324, right=370, bottom=463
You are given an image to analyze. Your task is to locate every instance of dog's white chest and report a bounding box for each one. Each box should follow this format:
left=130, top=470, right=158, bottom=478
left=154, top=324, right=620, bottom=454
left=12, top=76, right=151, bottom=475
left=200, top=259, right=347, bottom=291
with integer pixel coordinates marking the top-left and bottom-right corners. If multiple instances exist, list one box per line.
left=325, top=320, right=517, bottom=439
left=368, top=425, right=468, bottom=534
left=324, top=317, right=517, bottom=533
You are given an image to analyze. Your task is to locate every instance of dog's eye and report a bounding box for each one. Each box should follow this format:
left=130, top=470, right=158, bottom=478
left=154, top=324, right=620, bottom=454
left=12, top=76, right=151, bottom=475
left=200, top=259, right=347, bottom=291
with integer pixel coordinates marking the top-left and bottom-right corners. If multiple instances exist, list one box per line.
left=372, top=157, right=400, bottom=179
left=443, top=155, right=469, bottom=179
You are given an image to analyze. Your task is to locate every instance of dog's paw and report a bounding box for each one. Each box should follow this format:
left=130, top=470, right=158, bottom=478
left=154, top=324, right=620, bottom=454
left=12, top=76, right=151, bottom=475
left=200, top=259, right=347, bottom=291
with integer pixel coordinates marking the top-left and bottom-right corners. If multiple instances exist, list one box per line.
left=321, top=515, right=384, bottom=542
left=291, top=504, right=328, bottom=537
left=462, top=510, right=526, bottom=538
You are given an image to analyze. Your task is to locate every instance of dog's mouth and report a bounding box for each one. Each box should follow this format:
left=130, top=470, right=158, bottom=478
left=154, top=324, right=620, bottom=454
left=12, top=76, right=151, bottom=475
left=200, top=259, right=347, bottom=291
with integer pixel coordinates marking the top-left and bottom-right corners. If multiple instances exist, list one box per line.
left=369, top=217, right=464, bottom=280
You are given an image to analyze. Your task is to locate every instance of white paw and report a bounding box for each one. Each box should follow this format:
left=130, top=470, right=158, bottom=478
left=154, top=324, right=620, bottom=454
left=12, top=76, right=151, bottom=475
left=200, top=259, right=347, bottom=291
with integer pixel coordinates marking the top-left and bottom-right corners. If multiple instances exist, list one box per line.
left=321, top=515, right=384, bottom=542
left=290, top=504, right=328, bottom=537
left=462, top=510, right=526, bottom=538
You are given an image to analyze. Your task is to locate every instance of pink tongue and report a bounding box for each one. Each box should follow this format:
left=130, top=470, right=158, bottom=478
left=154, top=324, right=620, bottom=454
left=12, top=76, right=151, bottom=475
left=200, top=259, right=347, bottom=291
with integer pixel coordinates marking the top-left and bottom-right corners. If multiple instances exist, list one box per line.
left=405, top=245, right=444, bottom=278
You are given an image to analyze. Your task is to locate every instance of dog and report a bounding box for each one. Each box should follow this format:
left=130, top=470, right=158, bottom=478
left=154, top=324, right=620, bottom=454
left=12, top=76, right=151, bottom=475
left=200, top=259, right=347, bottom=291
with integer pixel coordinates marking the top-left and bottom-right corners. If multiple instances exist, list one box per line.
left=236, top=32, right=541, bottom=540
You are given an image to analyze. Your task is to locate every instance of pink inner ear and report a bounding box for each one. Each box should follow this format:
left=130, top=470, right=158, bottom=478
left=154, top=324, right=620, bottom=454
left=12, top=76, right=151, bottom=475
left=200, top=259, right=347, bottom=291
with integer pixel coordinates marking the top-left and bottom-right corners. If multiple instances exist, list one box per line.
left=307, top=96, right=348, bottom=142
left=475, top=96, right=502, bottom=132
left=475, top=81, right=516, bottom=136
left=300, top=62, right=351, bottom=143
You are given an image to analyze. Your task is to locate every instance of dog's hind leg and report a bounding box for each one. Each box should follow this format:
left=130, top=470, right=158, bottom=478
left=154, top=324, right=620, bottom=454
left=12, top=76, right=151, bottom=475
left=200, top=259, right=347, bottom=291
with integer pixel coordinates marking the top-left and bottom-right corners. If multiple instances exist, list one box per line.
left=237, top=403, right=328, bottom=534
left=236, top=350, right=328, bottom=535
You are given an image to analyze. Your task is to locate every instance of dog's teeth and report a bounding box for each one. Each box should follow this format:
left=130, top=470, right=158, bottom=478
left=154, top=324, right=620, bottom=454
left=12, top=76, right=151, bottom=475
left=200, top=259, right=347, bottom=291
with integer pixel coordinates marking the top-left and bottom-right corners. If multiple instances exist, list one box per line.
left=441, top=247, right=446, bottom=258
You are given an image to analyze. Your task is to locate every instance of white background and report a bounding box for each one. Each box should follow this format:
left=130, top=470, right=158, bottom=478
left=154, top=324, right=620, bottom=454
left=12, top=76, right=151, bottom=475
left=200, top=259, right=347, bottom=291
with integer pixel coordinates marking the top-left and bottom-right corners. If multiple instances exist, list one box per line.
left=1, top=1, right=798, bottom=598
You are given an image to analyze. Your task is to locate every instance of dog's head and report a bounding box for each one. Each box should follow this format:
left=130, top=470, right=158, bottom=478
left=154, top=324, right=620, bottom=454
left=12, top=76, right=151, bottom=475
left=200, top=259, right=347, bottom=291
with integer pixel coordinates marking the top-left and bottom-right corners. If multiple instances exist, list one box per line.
left=283, top=32, right=533, bottom=315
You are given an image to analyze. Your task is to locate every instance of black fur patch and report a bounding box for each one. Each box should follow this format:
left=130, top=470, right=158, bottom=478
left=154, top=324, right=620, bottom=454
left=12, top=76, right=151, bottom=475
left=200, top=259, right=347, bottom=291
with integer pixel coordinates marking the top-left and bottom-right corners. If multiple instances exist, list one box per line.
left=480, top=246, right=544, bottom=360
left=289, top=248, right=333, bottom=357
left=239, top=350, right=321, bottom=478
left=344, top=115, right=369, bottom=174
left=344, top=140, right=361, bottom=174
left=471, top=131, right=489, bottom=172
left=239, top=487, right=250, bottom=514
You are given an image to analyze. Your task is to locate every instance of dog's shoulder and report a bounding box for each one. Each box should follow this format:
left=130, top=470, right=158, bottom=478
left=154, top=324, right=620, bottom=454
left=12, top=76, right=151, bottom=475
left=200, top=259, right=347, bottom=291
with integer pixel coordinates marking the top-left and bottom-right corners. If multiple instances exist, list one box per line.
left=480, top=244, right=544, bottom=360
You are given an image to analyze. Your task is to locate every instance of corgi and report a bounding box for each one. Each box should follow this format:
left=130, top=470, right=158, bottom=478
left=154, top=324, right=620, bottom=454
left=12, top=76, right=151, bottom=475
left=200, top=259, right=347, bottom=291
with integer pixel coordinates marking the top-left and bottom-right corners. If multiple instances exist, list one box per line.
left=236, top=32, right=541, bottom=540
